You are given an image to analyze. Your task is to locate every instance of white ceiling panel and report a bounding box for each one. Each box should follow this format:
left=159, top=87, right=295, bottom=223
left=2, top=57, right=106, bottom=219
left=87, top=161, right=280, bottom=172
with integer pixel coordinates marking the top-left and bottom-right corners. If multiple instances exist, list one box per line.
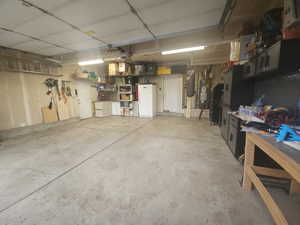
left=63, top=39, right=104, bottom=51
left=151, top=9, right=224, bottom=36
left=101, top=29, right=152, bottom=46
left=29, top=0, right=76, bottom=11
left=133, top=0, right=226, bottom=26
left=12, top=40, right=53, bottom=52
left=14, top=15, right=71, bottom=38
left=127, top=0, right=176, bottom=10
left=0, top=0, right=41, bottom=28
left=0, top=30, right=32, bottom=47
left=87, top=14, right=144, bottom=39
left=53, top=0, right=130, bottom=27
left=43, top=30, right=94, bottom=46
left=33, top=46, right=72, bottom=56
left=0, top=0, right=226, bottom=56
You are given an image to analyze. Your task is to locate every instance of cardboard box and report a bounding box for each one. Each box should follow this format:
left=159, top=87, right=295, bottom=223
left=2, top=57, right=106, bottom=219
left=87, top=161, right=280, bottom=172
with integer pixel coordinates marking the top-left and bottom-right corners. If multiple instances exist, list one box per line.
left=109, top=63, right=119, bottom=76
left=157, top=66, right=171, bottom=75
left=134, top=64, right=145, bottom=75
left=41, top=107, right=58, bottom=123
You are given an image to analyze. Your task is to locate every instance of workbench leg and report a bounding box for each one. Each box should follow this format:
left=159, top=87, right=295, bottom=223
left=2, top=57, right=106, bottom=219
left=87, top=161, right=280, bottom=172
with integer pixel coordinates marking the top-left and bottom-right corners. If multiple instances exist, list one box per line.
left=243, top=134, right=255, bottom=191
left=290, top=180, right=300, bottom=195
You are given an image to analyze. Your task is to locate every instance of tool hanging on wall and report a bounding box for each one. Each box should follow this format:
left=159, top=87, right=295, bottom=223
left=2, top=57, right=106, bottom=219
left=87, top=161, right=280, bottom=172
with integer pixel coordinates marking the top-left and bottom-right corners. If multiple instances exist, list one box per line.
left=61, top=80, right=68, bottom=104
left=44, top=78, right=61, bottom=100
left=48, top=97, right=53, bottom=110
left=186, top=70, right=195, bottom=97
left=66, top=86, right=72, bottom=97
left=199, top=65, right=213, bottom=120
left=195, top=71, right=202, bottom=107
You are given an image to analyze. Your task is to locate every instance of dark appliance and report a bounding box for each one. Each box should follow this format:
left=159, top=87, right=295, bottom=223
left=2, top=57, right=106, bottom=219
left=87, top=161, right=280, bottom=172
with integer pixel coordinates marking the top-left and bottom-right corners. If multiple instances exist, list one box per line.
left=209, top=84, right=224, bottom=125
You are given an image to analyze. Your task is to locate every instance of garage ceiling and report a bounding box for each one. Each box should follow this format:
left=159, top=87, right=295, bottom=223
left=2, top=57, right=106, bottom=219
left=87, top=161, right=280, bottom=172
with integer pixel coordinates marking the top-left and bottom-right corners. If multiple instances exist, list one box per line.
left=0, top=0, right=226, bottom=56
left=131, top=42, right=230, bottom=65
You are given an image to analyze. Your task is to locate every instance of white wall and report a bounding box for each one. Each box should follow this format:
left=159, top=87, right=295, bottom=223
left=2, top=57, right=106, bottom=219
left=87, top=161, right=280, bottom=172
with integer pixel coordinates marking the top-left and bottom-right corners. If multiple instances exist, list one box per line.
left=0, top=63, right=99, bottom=131
left=0, top=69, right=80, bottom=131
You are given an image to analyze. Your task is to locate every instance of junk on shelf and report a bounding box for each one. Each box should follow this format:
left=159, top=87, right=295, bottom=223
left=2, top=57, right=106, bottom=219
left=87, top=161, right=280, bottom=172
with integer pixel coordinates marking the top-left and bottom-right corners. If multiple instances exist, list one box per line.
left=235, top=4, right=300, bottom=66
left=96, top=84, right=116, bottom=92
left=108, top=62, right=186, bottom=77
left=118, top=84, right=135, bottom=116
left=72, top=69, right=104, bottom=83
left=108, top=62, right=158, bottom=76
left=231, top=93, right=300, bottom=148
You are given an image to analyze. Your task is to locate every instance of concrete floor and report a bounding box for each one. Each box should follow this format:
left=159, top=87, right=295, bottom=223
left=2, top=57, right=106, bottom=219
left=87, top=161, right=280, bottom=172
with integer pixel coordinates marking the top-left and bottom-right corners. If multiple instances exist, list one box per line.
left=0, top=116, right=299, bottom=225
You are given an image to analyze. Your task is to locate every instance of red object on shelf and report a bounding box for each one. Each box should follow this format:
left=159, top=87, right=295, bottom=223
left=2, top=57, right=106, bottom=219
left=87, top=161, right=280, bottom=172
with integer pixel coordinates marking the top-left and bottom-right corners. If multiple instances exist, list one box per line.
left=282, top=27, right=300, bottom=39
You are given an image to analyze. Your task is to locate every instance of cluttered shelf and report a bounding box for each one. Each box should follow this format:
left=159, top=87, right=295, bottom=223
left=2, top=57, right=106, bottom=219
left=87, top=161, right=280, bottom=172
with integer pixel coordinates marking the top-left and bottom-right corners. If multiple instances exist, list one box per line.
left=227, top=105, right=300, bottom=158
left=109, top=74, right=182, bottom=78
left=109, top=74, right=156, bottom=77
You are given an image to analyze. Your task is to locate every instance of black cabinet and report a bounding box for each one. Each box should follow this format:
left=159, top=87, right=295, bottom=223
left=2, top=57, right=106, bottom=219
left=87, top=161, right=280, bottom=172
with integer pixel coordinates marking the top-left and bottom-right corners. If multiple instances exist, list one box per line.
left=223, top=66, right=254, bottom=110
left=221, top=65, right=254, bottom=144
left=244, top=39, right=300, bottom=79
left=256, top=41, right=280, bottom=75
left=243, top=59, right=256, bottom=79
left=209, top=84, right=224, bottom=125
left=227, top=114, right=245, bottom=158
left=221, top=106, right=230, bottom=142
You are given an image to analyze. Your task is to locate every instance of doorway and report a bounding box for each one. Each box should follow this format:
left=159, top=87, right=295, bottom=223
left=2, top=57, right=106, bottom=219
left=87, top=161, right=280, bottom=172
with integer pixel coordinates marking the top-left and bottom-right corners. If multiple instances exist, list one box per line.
left=76, top=81, right=93, bottom=119
left=162, top=75, right=183, bottom=113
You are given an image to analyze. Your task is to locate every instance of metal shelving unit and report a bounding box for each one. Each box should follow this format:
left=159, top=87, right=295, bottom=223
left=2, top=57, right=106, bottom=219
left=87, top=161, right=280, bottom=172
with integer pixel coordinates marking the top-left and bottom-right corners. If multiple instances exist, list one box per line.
left=110, top=74, right=156, bottom=78
left=119, top=84, right=134, bottom=116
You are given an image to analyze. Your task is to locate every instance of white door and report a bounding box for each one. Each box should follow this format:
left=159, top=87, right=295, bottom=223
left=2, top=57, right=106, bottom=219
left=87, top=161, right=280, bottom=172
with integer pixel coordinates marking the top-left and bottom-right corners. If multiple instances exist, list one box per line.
left=138, top=85, right=156, bottom=118
left=76, top=81, right=93, bottom=119
left=163, top=75, right=183, bottom=113
left=151, top=77, right=164, bottom=113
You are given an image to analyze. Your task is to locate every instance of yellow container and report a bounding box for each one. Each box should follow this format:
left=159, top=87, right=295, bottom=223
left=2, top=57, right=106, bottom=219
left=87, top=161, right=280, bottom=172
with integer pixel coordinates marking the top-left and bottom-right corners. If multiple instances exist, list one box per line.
left=157, top=66, right=171, bottom=75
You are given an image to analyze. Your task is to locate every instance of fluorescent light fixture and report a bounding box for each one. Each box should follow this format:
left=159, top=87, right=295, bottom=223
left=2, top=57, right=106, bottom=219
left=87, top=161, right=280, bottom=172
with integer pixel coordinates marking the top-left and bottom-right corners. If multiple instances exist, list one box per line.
left=103, top=57, right=122, bottom=62
left=78, top=59, right=104, bottom=66
left=161, top=46, right=206, bottom=55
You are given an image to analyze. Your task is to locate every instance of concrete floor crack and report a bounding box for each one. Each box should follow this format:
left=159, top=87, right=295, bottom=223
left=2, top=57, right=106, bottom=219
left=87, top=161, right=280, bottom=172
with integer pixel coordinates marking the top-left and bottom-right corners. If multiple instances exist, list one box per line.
left=0, top=121, right=151, bottom=214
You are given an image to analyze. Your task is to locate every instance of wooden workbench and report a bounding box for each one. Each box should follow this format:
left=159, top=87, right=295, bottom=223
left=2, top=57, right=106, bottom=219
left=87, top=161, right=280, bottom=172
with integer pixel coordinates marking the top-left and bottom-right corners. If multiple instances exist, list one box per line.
left=243, top=133, right=300, bottom=225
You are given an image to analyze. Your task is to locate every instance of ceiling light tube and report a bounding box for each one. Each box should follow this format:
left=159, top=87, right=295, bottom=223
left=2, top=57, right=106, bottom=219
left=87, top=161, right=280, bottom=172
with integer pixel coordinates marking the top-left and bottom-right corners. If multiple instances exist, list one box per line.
left=161, top=46, right=206, bottom=55
left=78, top=59, right=104, bottom=66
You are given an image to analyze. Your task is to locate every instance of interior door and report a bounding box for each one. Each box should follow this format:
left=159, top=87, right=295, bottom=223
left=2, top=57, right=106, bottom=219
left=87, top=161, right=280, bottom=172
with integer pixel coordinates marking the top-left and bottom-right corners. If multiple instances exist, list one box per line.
left=76, top=81, right=93, bottom=119
left=163, top=75, right=183, bottom=113
left=151, top=76, right=164, bottom=113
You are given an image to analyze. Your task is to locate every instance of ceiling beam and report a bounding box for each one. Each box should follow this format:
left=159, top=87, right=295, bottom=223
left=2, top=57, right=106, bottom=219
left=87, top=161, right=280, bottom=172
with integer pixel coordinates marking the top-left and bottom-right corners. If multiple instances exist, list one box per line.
left=124, top=0, right=157, bottom=40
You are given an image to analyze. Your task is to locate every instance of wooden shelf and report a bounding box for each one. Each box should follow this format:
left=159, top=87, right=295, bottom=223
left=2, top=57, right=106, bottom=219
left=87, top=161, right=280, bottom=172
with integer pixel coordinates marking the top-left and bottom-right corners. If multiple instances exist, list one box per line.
left=109, top=74, right=182, bottom=78
left=110, top=74, right=157, bottom=78
left=5, top=69, right=63, bottom=77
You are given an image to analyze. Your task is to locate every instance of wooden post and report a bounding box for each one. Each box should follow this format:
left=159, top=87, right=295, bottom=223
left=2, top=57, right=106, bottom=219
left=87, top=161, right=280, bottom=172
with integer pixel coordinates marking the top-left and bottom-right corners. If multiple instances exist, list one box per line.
left=290, top=180, right=300, bottom=194
left=243, top=133, right=255, bottom=191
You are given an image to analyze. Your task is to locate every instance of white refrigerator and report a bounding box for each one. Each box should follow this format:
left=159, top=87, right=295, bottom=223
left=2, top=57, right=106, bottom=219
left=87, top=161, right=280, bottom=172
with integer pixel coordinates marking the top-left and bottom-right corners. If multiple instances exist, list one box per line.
left=138, top=84, right=156, bottom=118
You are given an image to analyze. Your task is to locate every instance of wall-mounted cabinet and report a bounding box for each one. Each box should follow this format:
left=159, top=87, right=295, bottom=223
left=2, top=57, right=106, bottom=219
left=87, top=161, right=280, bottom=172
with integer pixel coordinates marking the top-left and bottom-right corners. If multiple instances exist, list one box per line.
left=243, top=39, right=300, bottom=79
left=243, top=58, right=256, bottom=79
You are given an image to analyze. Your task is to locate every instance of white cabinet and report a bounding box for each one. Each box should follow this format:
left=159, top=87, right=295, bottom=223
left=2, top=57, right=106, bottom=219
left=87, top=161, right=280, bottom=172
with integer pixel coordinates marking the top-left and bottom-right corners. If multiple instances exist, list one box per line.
left=112, top=102, right=121, bottom=116
left=94, top=102, right=112, bottom=117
